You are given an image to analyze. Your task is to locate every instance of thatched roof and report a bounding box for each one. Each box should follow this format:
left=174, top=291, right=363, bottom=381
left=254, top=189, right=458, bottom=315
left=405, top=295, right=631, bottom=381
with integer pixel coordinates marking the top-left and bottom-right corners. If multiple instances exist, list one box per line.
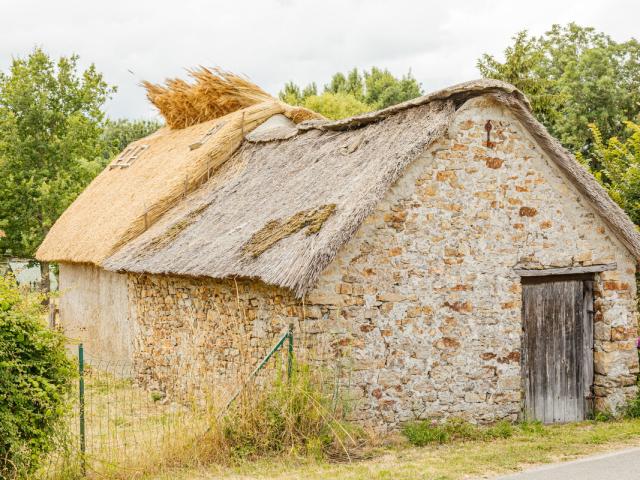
left=36, top=72, right=321, bottom=265
left=104, top=99, right=454, bottom=296
left=39, top=78, right=640, bottom=297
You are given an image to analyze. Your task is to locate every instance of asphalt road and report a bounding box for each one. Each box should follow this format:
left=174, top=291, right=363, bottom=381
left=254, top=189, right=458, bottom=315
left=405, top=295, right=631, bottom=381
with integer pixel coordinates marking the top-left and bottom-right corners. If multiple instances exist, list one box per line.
left=494, top=447, right=640, bottom=479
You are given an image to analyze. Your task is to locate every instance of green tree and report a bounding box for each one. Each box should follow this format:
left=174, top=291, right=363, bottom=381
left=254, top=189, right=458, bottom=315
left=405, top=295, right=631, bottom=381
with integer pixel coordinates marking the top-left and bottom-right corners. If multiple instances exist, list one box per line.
left=0, top=48, right=115, bottom=290
left=477, top=31, right=558, bottom=129
left=279, top=67, right=423, bottom=119
left=580, top=122, right=640, bottom=224
left=0, top=274, right=75, bottom=478
left=300, top=91, right=372, bottom=120
left=362, top=67, right=423, bottom=109
left=478, top=23, right=640, bottom=154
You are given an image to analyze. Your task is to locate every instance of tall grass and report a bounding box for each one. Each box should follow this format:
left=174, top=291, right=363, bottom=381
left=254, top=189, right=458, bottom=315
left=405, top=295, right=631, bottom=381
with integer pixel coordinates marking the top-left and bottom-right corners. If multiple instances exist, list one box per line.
left=218, top=363, right=363, bottom=462
left=153, top=362, right=365, bottom=473
left=42, top=360, right=363, bottom=479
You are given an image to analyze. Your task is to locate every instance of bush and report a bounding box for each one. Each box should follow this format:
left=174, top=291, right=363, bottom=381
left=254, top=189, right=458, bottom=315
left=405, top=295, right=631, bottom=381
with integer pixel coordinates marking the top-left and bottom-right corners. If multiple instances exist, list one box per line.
left=0, top=274, right=75, bottom=478
left=624, top=393, right=640, bottom=419
left=402, top=420, right=450, bottom=446
left=402, top=418, right=514, bottom=446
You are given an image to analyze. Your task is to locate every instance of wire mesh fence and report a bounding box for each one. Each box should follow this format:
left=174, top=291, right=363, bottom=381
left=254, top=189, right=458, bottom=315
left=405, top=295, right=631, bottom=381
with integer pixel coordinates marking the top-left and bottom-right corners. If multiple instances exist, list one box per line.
left=37, top=330, right=298, bottom=480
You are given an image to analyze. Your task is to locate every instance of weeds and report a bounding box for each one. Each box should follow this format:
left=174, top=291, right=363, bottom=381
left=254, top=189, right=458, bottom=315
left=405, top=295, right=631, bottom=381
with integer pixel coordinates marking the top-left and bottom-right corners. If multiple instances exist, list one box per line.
left=593, top=410, right=616, bottom=422
left=402, top=418, right=516, bottom=447
left=210, top=363, right=365, bottom=463
left=518, top=420, right=546, bottom=435
left=624, top=383, right=640, bottom=419
left=402, top=377, right=640, bottom=449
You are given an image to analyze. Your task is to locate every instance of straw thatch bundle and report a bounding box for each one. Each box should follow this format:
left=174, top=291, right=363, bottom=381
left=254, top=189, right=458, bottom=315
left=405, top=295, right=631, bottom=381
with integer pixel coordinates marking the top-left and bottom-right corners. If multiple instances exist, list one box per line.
left=143, top=67, right=287, bottom=129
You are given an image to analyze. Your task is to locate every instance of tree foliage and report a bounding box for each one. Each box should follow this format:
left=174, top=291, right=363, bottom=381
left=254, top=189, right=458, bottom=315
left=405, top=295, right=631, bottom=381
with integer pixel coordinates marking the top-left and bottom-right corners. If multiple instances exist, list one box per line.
left=478, top=23, right=640, bottom=154
left=0, top=274, right=75, bottom=478
left=291, top=91, right=372, bottom=120
left=579, top=122, right=640, bottom=224
left=0, top=48, right=115, bottom=259
left=279, top=67, right=423, bottom=119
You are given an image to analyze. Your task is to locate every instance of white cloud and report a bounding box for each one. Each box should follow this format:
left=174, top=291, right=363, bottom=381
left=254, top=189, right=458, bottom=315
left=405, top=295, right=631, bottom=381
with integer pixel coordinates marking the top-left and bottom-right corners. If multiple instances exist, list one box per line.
left=1, top=0, right=638, bottom=120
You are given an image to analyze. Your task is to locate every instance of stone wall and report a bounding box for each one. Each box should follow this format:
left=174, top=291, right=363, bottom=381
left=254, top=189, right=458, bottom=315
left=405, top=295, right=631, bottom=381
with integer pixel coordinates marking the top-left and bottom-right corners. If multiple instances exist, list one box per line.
left=129, top=275, right=304, bottom=400
left=129, top=95, right=638, bottom=429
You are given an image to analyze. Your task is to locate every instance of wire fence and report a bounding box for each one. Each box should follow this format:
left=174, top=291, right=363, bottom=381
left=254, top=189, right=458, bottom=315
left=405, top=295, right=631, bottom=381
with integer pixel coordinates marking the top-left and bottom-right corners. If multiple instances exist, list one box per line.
left=38, top=327, right=297, bottom=479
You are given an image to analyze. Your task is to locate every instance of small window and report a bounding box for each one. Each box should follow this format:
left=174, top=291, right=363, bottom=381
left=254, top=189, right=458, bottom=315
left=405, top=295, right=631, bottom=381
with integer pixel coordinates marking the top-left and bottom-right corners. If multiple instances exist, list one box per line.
left=110, top=144, right=149, bottom=170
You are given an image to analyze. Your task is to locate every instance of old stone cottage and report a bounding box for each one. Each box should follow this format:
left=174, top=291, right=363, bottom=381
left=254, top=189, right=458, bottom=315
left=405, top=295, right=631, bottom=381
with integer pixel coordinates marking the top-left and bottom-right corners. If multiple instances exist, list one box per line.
left=37, top=71, right=640, bottom=428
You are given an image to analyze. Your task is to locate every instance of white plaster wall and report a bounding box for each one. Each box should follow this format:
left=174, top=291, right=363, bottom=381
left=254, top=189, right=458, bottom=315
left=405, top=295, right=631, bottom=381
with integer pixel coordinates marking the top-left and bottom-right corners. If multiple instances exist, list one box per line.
left=59, top=263, right=133, bottom=370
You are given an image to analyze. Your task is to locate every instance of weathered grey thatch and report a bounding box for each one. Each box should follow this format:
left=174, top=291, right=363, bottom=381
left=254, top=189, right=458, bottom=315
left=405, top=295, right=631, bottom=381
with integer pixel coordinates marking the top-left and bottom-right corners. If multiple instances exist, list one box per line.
left=105, top=100, right=455, bottom=296
left=104, top=79, right=640, bottom=296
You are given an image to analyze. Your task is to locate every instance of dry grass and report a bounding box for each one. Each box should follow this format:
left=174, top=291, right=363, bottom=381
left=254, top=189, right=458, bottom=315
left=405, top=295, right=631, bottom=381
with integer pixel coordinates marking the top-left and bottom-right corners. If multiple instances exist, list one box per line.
left=143, top=68, right=274, bottom=129
left=39, top=380, right=640, bottom=480
left=39, top=366, right=216, bottom=480
left=151, top=419, right=640, bottom=480
left=40, top=360, right=362, bottom=480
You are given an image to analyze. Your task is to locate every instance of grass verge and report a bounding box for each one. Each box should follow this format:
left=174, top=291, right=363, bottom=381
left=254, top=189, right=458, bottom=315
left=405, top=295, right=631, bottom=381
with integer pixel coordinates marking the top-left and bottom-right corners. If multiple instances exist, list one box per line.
left=149, top=418, right=640, bottom=480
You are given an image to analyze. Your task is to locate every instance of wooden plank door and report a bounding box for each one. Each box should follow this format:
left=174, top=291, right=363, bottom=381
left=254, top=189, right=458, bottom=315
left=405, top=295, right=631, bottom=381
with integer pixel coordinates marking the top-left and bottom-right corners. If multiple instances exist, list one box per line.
left=522, top=274, right=594, bottom=423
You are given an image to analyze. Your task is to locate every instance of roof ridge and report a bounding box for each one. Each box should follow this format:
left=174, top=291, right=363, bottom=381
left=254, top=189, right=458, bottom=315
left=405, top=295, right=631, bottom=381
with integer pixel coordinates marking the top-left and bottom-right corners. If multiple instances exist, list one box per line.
left=297, top=79, right=528, bottom=132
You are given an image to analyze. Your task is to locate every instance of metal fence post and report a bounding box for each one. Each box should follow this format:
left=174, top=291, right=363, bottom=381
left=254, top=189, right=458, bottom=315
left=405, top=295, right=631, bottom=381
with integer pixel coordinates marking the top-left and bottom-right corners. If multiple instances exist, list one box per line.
left=78, top=343, right=86, bottom=477
left=287, top=323, right=294, bottom=380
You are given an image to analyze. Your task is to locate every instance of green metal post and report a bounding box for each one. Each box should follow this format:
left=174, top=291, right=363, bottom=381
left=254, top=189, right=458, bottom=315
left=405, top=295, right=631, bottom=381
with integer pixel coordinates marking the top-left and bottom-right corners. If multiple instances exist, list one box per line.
left=287, top=323, right=294, bottom=380
left=218, top=328, right=291, bottom=418
left=78, top=343, right=86, bottom=476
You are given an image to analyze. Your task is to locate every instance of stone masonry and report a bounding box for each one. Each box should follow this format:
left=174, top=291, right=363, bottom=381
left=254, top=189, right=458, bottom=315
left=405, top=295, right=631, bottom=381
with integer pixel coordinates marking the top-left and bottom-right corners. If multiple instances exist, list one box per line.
left=129, top=95, right=638, bottom=430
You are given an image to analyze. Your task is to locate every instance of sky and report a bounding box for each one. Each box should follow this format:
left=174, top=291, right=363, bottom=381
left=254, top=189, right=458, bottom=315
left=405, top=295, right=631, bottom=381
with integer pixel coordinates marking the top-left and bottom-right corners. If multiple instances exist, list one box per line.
left=1, top=0, right=639, bottom=121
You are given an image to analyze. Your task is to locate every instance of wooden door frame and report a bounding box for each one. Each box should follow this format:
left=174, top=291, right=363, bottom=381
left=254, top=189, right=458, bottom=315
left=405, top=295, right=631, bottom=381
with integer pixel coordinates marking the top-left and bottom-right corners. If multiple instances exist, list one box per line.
left=518, top=272, right=596, bottom=422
